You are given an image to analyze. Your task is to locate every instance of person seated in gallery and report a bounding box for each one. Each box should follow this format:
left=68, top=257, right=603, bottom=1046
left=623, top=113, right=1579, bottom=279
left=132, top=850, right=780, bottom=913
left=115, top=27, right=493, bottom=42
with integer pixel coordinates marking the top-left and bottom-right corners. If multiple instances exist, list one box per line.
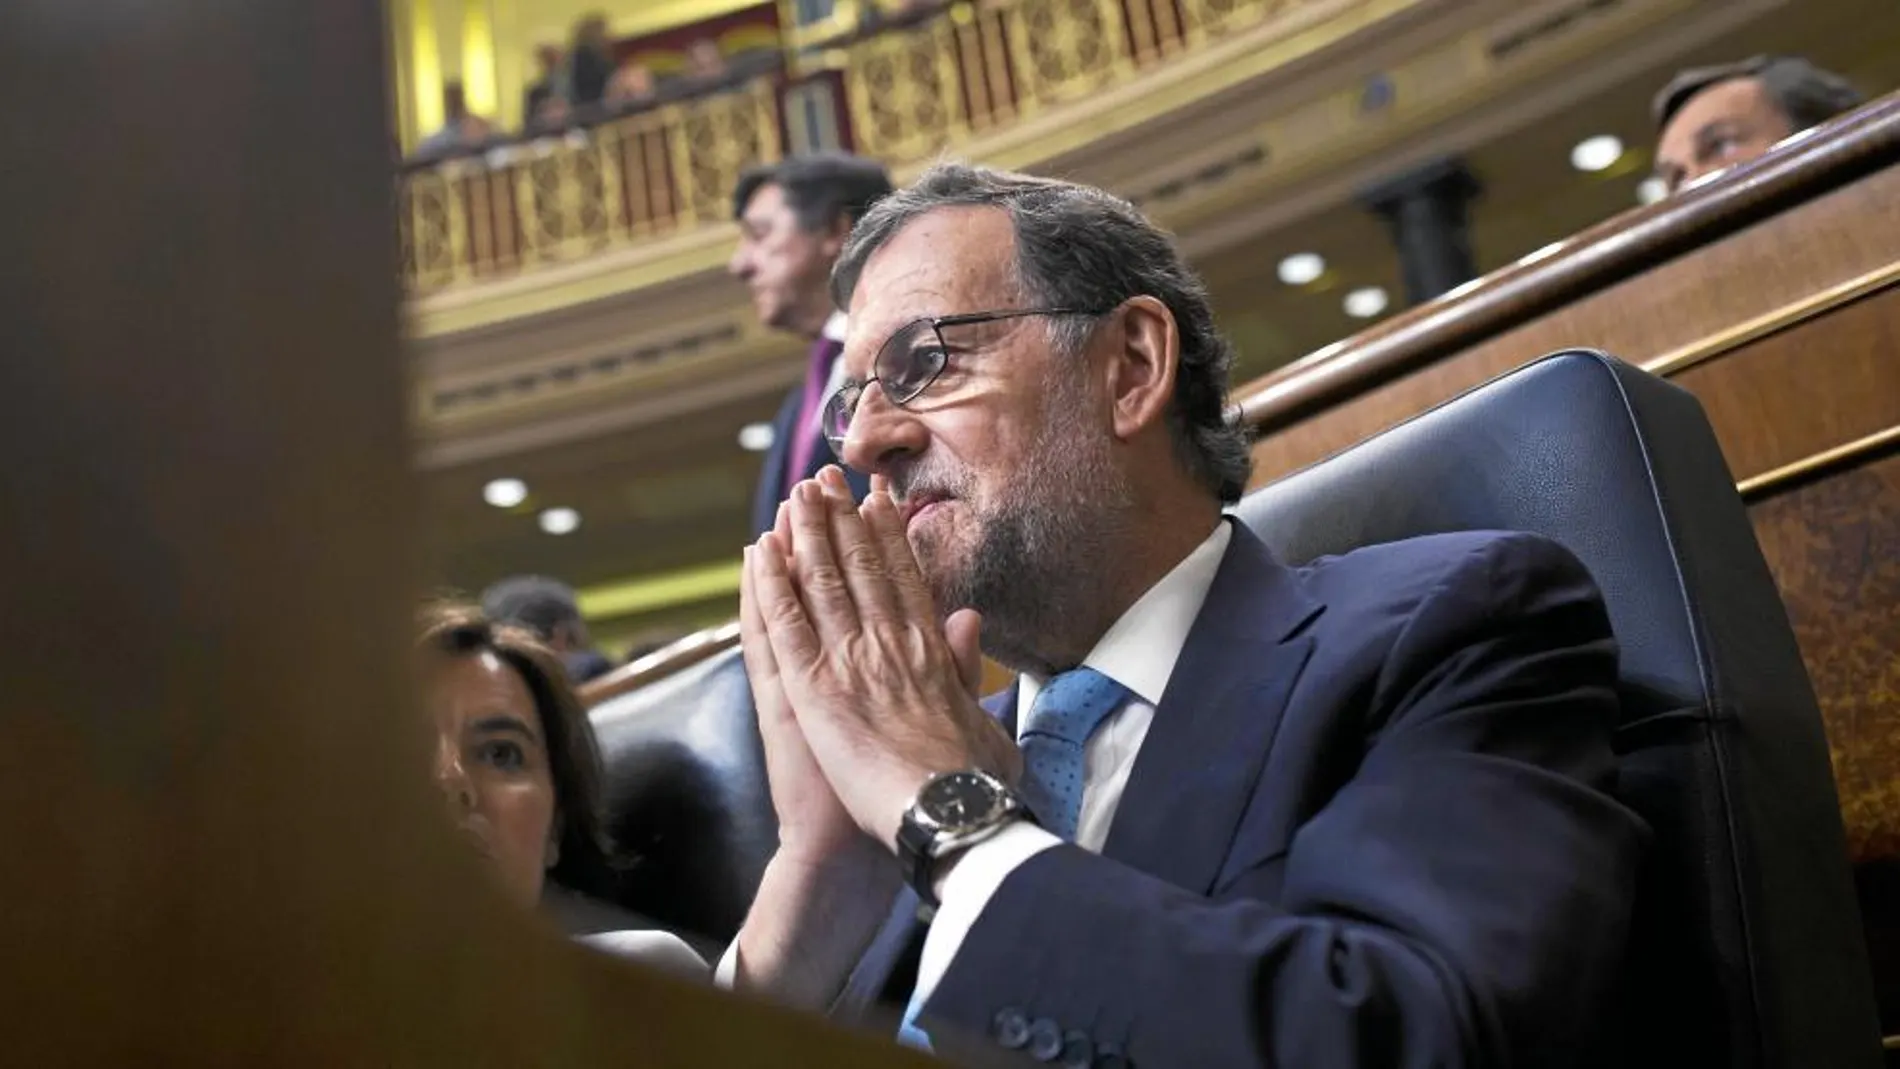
left=417, top=603, right=705, bottom=976
left=604, top=60, right=659, bottom=114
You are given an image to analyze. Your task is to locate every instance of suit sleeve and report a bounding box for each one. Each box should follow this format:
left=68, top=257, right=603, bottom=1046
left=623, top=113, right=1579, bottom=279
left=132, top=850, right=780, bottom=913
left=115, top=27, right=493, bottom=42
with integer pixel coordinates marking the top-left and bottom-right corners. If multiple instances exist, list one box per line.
left=918, top=534, right=1647, bottom=1069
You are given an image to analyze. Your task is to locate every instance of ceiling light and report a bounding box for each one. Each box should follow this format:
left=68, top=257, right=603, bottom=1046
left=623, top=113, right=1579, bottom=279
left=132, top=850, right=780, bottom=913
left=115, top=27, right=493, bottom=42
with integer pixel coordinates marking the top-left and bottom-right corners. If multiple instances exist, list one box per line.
left=1570, top=134, right=1624, bottom=173
left=737, top=422, right=776, bottom=452
left=482, top=477, right=528, bottom=508
left=1342, top=286, right=1389, bottom=319
left=537, top=507, right=581, bottom=535
left=1277, top=252, right=1326, bottom=286
left=1635, top=176, right=1668, bottom=205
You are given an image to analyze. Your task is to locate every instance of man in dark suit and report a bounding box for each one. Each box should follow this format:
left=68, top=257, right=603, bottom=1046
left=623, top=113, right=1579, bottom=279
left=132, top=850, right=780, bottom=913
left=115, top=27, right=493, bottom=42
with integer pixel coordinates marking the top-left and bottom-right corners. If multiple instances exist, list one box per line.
left=728, top=153, right=892, bottom=535
left=723, top=163, right=1646, bottom=1067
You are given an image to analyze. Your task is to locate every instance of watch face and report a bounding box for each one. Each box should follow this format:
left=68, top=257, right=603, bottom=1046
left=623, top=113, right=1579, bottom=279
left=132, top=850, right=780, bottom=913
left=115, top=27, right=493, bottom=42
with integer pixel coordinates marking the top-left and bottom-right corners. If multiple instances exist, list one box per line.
left=918, top=771, right=1006, bottom=834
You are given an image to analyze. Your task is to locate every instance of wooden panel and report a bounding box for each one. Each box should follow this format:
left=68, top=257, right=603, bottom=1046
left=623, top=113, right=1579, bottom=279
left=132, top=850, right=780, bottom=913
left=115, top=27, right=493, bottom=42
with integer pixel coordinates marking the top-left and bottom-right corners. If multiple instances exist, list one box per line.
left=1751, top=451, right=1900, bottom=1040
left=1674, top=288, right=1900, bottom=480
left=1750, top=451, right=1900, bottom=863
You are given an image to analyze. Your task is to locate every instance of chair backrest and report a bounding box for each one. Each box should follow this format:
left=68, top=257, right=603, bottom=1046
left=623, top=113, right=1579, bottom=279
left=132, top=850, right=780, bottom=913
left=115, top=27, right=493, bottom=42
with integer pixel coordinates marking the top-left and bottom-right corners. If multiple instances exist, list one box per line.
left=1233, top=350, right=1880, bottom=1069
left=580, top=649, right=776, bottom=946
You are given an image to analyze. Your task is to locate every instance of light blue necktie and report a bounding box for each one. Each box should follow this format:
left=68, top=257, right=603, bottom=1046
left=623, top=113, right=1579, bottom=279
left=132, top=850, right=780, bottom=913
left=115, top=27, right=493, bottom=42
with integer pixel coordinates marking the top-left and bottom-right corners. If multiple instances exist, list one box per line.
left=1017, top=667, right=1131, bottom=841
left=897, top=667, right=1130, bottom=1049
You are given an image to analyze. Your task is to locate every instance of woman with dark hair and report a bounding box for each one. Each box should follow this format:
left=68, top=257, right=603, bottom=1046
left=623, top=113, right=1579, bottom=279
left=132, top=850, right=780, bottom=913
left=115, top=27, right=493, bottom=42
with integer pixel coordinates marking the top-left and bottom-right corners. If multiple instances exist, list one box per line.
left=418, top=604, right=703, bottom=974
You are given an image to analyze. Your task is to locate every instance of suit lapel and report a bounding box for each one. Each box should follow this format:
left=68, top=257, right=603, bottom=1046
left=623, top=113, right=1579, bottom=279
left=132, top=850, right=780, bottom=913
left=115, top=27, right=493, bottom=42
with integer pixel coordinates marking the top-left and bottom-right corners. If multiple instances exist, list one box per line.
left=1100, top=524, right=1323, bottom=895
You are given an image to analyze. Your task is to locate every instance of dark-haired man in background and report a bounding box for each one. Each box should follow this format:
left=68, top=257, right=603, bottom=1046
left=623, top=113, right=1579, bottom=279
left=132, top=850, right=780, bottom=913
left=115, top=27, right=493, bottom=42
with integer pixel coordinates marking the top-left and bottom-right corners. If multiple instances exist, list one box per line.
left=729, top=153, right=894, bottom=535
left=1653, top=55, right=1862, bottom=194
left=480, top=575, right=613, bottom=684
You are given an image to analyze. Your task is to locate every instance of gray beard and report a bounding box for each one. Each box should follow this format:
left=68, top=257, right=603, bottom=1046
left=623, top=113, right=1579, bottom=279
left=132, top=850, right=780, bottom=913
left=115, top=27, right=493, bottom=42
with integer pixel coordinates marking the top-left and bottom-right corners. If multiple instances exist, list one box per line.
left=917, top=399, right=1131, bottom=677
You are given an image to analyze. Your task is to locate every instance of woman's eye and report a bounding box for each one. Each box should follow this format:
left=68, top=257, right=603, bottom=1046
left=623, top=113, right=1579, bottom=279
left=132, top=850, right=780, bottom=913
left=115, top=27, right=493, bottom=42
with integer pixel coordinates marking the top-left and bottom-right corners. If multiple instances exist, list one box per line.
left=477, top=740, right=526, bottom=771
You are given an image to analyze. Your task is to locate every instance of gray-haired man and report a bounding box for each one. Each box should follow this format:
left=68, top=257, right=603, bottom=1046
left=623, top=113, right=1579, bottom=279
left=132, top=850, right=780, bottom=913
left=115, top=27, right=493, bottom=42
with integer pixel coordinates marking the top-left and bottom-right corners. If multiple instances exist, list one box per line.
left=722, top=162, right=1643, bottom=1068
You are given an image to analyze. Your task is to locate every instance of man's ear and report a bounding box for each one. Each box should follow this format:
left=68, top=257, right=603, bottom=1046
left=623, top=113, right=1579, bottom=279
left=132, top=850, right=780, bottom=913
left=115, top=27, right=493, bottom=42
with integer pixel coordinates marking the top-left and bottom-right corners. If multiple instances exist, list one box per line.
left=1107, top=295, right=1180, bottom=442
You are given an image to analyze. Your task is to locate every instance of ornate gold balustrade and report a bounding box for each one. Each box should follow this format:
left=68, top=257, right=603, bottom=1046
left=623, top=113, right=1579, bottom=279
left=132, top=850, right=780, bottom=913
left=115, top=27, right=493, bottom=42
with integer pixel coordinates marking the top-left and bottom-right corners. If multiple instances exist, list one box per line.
left=401, top=81, right=783, bottom=290
left=399, top=0, right=1341, bottom=294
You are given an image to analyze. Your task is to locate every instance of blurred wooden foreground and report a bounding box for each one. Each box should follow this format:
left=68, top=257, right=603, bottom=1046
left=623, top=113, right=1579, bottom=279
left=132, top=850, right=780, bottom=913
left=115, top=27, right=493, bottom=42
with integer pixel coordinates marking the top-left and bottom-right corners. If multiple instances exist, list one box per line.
left=0, top=2, right=923, bottom=1065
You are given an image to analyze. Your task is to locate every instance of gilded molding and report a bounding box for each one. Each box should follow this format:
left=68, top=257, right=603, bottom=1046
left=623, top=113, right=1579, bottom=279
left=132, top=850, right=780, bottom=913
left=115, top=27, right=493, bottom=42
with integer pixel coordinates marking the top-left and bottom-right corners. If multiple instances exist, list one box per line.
left=1738, top=425, right=1900, bottom=502
left=1641, top=261, right=1900, bottom=379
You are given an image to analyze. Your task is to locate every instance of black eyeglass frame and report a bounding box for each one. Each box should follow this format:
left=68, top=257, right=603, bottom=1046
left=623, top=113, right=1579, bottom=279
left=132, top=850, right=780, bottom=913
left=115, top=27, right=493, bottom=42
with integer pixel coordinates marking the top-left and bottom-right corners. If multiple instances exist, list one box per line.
left=821, top=307, right=1107, bottom=455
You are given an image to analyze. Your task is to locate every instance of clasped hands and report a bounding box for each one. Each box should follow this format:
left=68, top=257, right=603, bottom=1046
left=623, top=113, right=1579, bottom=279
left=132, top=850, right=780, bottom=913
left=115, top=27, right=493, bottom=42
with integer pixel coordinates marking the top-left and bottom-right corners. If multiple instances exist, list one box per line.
left=740, top=466, right=1020, bottom=865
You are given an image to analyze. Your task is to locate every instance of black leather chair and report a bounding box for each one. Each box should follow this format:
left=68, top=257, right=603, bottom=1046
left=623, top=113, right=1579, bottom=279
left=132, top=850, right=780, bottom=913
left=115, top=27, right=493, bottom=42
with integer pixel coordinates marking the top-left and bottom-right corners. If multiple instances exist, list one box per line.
left=1232, top=351, right=1879, bottom=1068
left=580, top=648, right=775, bottom=948
left=581, top=349, right=1882, bottom=1066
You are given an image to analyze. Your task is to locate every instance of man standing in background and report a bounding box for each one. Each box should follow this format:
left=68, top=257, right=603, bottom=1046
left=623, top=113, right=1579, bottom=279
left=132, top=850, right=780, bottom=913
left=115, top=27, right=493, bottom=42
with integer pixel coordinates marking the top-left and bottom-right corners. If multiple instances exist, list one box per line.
left=1653, top=55, right=1862, bottom=194
left=729, top=153, right=893, bottom=535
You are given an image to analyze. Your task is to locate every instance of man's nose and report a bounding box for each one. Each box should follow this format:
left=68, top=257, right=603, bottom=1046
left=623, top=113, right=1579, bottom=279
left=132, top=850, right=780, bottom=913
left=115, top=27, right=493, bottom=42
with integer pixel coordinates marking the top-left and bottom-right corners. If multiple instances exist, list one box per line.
left=727, top=247, right=751, bottom=279
left=839, top=383, right=928, bottom=476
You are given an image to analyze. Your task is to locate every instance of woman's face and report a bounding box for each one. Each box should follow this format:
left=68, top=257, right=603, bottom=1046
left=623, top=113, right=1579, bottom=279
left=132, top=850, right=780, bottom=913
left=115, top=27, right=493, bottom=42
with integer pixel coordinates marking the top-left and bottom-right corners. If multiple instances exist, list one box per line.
left=429, top=651, right=558, bottom=909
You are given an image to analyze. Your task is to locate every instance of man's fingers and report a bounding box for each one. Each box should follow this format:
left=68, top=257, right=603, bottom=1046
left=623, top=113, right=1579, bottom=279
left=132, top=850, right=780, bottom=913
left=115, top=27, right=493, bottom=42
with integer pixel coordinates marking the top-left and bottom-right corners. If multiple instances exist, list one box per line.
left=786, top=480, right=856, bottom=647
left=861, top=479, right=939, bottom=623
left=944, top=608, right=985, bottom=696
left=818, top=467, right=901, bottom=624
left=755, top=531, right=826, bottom=681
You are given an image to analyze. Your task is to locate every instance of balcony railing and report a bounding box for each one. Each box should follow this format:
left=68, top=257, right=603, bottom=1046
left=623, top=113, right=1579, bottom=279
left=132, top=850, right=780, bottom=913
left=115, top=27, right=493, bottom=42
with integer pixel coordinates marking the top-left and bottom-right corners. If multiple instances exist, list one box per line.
left=400, top=0, right=1334, bottom=294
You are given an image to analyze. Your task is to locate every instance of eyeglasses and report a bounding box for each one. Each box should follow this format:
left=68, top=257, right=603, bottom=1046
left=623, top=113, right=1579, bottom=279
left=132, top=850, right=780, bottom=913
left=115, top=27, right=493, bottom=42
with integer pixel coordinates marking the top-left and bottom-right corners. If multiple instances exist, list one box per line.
left=821, top=307, right=1105, bottom=455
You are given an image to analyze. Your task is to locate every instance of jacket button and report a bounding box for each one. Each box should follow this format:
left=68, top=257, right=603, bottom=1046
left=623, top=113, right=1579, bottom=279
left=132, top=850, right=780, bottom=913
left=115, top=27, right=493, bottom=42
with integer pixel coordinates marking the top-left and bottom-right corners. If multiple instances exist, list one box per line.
left=1060, top=1029, right=1094, bottom=1068
left=1094, top=1041, right=1130, bottom=1069
left=1027, top=1017, right=1063, bottom=1061
left=992, top=1007, right=1030, bottom=1049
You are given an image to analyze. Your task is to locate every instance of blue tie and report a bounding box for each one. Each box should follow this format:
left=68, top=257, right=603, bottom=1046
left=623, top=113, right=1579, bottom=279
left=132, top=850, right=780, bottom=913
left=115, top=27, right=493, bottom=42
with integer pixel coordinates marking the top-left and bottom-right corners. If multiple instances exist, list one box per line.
left=1018, top=667, right=1131, bottom=841
left=897, top=667, right=1129, bottom=1050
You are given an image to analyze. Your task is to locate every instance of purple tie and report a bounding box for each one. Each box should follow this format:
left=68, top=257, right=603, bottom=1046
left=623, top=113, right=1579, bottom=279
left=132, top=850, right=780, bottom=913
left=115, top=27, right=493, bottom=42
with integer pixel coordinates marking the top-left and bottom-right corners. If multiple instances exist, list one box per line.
left=784, top=336, right=843, bottom=487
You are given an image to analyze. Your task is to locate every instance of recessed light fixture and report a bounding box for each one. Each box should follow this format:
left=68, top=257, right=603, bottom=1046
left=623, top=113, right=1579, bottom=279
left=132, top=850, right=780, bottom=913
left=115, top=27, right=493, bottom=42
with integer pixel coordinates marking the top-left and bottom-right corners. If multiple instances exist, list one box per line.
left=538, top=507, right=581, bottom=535
left=1277, top=252, right=1326, bottom=286
left=1635, top=176, right=1668, bottom=205
left=482, top=477, right=528, bottom=508
left=1570, top=134, right=1624, bottom=173
left=1342, top=286, right=1389, bottom=319
left=737, top=422, right=776, bottom=452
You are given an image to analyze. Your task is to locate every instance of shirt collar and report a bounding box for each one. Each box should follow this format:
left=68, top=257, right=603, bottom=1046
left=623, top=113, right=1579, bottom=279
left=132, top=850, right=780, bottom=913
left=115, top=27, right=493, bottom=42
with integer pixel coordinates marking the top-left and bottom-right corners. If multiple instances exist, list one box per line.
left=1015, top=521, right=1231, bottom=736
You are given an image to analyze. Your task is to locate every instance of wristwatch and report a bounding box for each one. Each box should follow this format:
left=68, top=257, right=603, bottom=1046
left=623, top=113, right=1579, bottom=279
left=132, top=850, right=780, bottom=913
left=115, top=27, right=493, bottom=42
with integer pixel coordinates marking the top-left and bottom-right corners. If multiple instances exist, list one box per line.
left=895, top=769, right=1028, bottom=917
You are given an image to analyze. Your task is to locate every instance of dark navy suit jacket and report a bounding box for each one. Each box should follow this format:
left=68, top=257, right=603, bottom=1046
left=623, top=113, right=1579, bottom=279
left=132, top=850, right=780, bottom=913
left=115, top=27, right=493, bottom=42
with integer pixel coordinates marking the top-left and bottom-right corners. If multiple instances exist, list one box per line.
left=834, top=523, right=1646, bottom=1068
left=749, top=381, right=870, bottom=537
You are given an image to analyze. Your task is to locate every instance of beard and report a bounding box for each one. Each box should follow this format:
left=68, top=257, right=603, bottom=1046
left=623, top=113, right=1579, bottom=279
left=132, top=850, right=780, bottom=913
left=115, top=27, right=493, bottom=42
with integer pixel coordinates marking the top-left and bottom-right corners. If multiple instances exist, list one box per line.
left=899, top=378, right=1132, bottom=676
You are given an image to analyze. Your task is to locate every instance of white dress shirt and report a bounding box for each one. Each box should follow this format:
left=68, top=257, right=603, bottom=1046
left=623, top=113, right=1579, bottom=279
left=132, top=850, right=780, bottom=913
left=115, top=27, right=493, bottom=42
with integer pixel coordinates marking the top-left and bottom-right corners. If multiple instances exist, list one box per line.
left=715, top=521, right=1232, bottom=1007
